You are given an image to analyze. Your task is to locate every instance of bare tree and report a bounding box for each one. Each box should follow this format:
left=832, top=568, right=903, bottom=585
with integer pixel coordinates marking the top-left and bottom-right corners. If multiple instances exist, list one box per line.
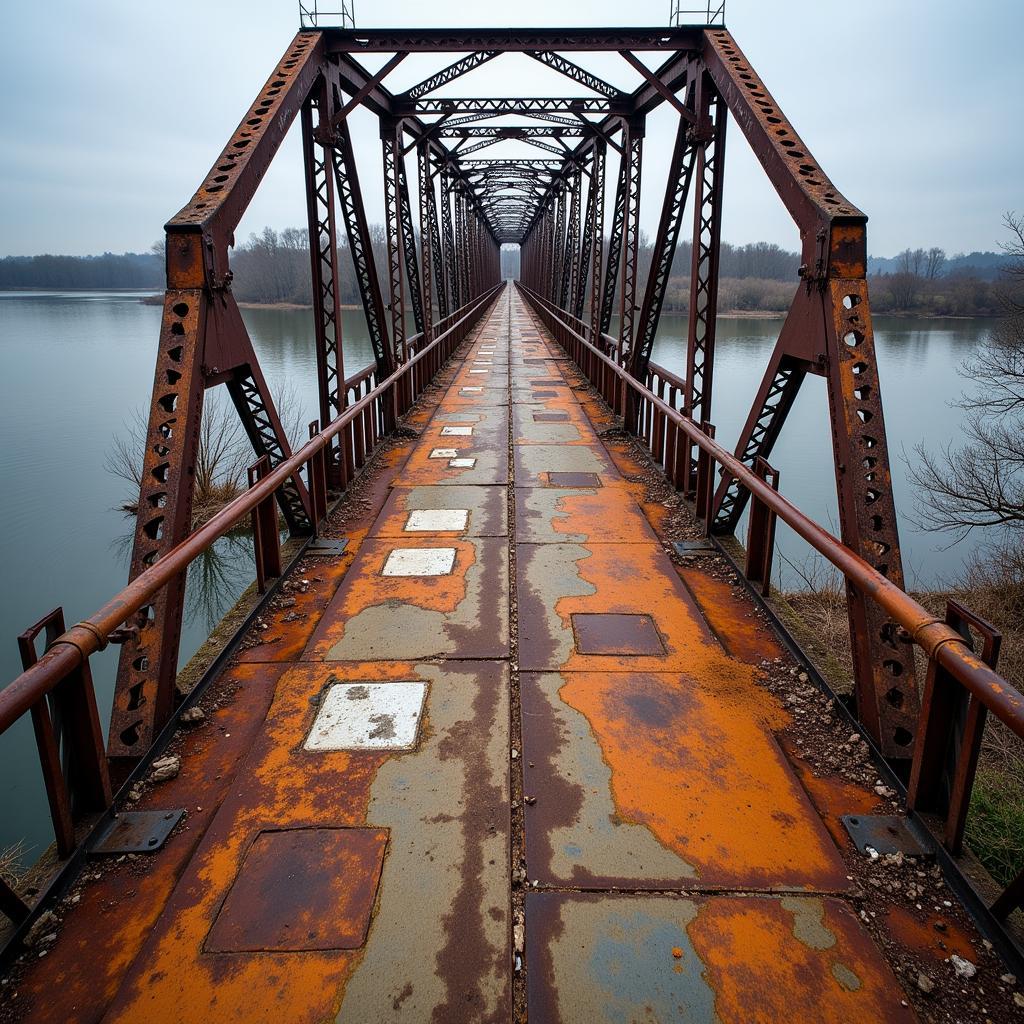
left=925, top=246, right=946, bottom=280
left=910, top=213, right=1024, bottom=537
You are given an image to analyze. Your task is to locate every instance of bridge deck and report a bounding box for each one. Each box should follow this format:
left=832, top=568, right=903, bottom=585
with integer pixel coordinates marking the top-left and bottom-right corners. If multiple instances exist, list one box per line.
left=9, top=285, right=986, bottom=1021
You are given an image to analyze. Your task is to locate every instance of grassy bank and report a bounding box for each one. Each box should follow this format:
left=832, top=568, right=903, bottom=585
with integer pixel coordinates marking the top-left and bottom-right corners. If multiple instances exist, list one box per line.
left=779, top=552, right=1024, bottom=887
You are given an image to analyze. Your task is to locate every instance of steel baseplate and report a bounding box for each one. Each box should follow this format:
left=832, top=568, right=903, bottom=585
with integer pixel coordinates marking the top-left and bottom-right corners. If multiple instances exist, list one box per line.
left=842, top=814, right=931, bottom=858
left=91, top=810, right=185, bottom=855
left=673, top=539, right=716, bottom=555
left=306, top=537, right=349, bottom=556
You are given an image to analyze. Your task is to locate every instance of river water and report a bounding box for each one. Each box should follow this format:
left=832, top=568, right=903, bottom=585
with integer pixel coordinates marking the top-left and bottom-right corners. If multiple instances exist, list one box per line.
left=0, top=288, right=991, bottom=860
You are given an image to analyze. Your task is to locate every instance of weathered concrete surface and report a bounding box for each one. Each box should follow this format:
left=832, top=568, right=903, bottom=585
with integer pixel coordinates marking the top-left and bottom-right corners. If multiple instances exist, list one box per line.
left=526, top=893, right=918, bottom=1024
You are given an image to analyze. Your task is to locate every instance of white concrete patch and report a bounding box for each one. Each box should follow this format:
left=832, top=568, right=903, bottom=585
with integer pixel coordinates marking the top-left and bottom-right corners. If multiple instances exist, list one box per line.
left=381, top=547, right=457, bottom=576
left=469, top=369, right=488, bottom=374
left=429, top=447, right=459, bottom=459
left=440, top=425, right=473, bottom=436
left=449, top=457, right=476, bottom=469
left=460, top=386, right=483, bottom=393
left=304, top=681, right=427, bottom=751
left=404, top=508, right=469, bottom=532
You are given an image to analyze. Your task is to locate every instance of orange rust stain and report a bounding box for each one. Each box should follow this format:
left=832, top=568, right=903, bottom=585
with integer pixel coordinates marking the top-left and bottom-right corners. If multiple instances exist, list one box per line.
left=780, top=737, right=878, bottom=849
left=548, top=488, right=652, bottom=543
left=551, top=543, right=720, bottom=674
left=882, top=904, right=977, bottom=963
left=687, top=898, right=918, bottom=1023
left=104, top=662, right=429, bottom=1023
left=676, top=564, right=785, bottom=665
left=304, top=538, right=477, bottom=659
left=14, top=664, right=283, bottom=1022
left=556, top=671, right=845, bottom=888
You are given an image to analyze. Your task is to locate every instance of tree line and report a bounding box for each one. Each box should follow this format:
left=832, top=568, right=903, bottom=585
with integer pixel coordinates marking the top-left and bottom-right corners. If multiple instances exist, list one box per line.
left=0, top=252, right=162, bottom=289
left=2, top=231, right=1015, bottom=317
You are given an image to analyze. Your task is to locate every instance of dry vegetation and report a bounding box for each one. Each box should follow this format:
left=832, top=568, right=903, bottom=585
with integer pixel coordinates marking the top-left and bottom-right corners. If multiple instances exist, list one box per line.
left=779, top=547, right=1024, bottom=889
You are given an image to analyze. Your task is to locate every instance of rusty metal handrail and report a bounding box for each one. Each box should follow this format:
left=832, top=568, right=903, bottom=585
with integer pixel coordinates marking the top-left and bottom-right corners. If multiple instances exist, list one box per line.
left=516, top=283, right=1024, bottom=740
left=0, top=283, right=502, bottom=736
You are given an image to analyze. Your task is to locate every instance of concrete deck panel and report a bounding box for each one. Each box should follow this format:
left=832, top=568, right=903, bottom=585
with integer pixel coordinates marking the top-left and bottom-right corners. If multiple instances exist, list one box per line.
left=373, top=485, right=508, bottom=538
left=526, top=893, right=917, bottom=1024
left=305, top=538, right=509, bottom=661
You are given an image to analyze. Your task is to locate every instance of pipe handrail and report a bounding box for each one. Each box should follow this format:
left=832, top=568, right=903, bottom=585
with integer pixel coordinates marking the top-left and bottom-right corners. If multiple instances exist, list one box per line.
left=0, top=283, right=503, bottom=734
left=516, top=282, right=1024, bottom=739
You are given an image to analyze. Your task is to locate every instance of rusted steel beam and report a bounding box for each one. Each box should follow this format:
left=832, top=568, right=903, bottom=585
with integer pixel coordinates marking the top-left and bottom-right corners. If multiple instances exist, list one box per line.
left=439, top=126, right=589, bottom=138
left=908, top=601, right=1001, bottom=854
left=712, top=292, right=819, bottom=525
left=629, top=100, right=698, bottom=381
left=328, top=114, right=393, bottom=379
left=821, top=278, right=918, bottom=757
left=302, top=90, right=346, bottom=487
left=166, top=34, right=325, bottom=291
left=396, top=137, right=426, bottom=338
left=109, top=291, right=208, bottom=761
left=420, top=143, right=447, bottom=320
left=683, top=72, right=727, bottom=439
left=599, top=146, right=628, bottom=336
left=322, top=27, right=703, bottom=53
left=330, top=50, right=407, bottom=127
left=559, top=169, right=581, bottom=310
left=701, top=29, right=866, bottom=276
left=401, top=49, right=499, bottom=99
left=616, top=117, right=644, bottom=366
left=207, top=296, right=312, bottom=533
left=381, top=122, right=409, bottom=368
left=402, top=96, right=620, bottom=115
left=618, top=49, right=696, bottom=123
left=417, top=143, right=435, bottom=344
left=440, top=167, right=457, bottom=312
left=588, top=140, right=606, bottom=339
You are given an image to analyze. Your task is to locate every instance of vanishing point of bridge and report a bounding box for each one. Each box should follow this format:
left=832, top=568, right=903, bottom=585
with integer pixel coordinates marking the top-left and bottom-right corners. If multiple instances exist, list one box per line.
left=2, top=7, right=1024, bottom=1022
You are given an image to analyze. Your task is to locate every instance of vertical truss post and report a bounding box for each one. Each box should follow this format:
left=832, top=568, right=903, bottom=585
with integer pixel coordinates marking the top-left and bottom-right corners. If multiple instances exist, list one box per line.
left=301, top=90, right=346, bottom=487
left=417, top=143, right=435, bottom=345
left=600, top=136, right=628, bottom=341
left=109, top=291, right=207, bottom=762
left=629, top=95, right=699, bottom=384
left=381, top=119, right=410, bottom=374
left=329, top=119, right=394, bottom=381
left=823, top=279, right=920, bottom=758
left=396, top=144, right=425, bottom=338
left=247, top=455, right=282, bottom=595
left=560, top=168, right=581, bottom=310
left=424, top=153, right=447, bottom=320
left=683, top=74, right=727, bottom=480
left=587, top=141, right=606, bottom=338
left=552, top=190, right=566, bottom=307
left=440, top=167, right=456, bottom=314
left=617, top=115, right=645, bottom=367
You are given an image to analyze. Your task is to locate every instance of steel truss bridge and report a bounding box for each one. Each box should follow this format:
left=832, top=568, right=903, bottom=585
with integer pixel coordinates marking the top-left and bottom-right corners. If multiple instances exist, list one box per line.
left=2, top=15, right=1024, bottom=1022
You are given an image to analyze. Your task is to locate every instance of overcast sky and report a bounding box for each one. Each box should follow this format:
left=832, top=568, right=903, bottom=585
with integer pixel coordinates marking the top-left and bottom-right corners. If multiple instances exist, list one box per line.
left=1, top=0, right=1020, bottom=258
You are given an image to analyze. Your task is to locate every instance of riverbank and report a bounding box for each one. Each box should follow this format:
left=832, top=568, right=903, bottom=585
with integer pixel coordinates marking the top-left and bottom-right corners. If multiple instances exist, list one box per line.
left=778, top=568, right=1024, bottom=891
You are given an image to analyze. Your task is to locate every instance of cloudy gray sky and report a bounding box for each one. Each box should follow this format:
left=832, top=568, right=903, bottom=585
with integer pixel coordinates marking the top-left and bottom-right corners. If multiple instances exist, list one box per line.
left=1, top=0, right=1020, bottom=258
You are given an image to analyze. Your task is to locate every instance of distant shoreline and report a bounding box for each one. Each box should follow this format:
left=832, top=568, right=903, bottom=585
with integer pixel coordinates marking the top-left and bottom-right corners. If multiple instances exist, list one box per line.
left=0, top=289, right=995, bottom=319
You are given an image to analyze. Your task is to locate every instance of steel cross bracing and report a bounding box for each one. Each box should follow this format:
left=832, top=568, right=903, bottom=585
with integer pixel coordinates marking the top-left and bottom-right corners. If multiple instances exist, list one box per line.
left=95, top=23, right=914, bottom=774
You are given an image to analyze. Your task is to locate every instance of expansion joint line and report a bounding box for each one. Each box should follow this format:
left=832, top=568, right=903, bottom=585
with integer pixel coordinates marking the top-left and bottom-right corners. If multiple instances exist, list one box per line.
left=506, top=285, right=527, bottom=1008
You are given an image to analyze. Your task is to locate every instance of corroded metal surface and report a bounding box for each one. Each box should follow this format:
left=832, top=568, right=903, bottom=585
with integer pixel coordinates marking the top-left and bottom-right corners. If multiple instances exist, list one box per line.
left=526, top=893, right=918, bottom=1023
